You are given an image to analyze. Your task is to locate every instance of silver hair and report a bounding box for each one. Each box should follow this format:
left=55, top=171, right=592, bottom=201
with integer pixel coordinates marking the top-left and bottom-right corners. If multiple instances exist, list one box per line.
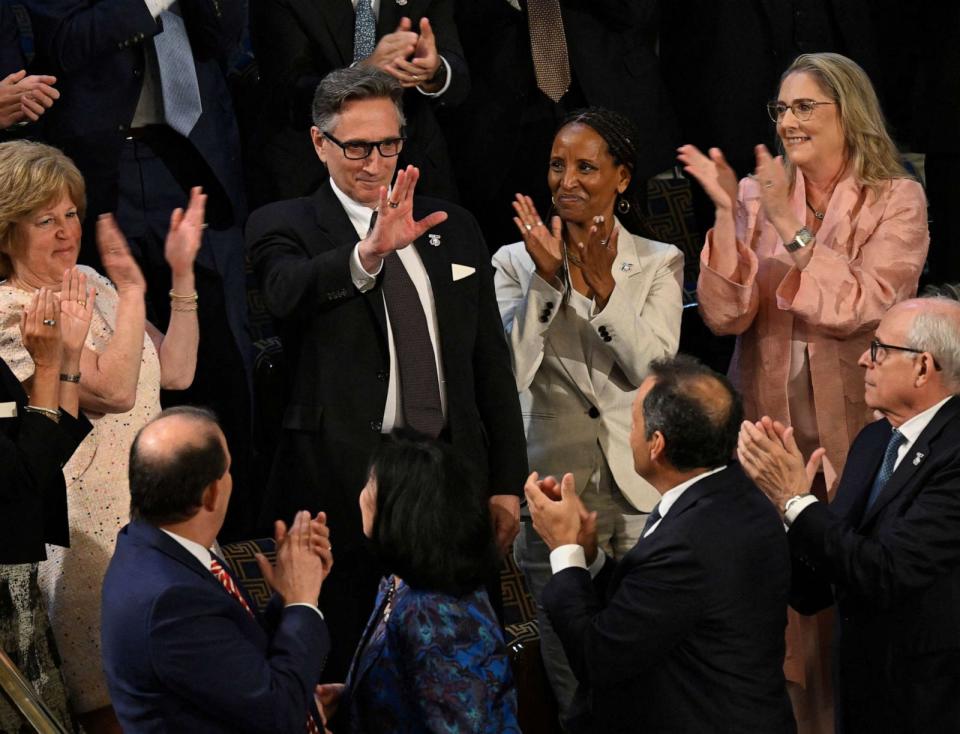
left=907, top=297, right=960, bottom=392
left=311, top=66, right=406, bottom=133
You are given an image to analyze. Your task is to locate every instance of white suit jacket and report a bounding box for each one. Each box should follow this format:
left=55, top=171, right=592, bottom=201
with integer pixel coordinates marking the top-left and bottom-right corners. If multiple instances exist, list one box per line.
left=493, top=226, right=684, bottom=511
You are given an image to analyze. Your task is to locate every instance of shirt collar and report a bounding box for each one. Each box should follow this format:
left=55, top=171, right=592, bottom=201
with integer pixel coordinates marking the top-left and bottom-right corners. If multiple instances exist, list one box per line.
left=329, top=177, right=379, bottom=240
left=896, top=395, right=953, bottom=446
left=160, top=528, right=213, bottom=570
left=657, top=465, right=726, bottom=520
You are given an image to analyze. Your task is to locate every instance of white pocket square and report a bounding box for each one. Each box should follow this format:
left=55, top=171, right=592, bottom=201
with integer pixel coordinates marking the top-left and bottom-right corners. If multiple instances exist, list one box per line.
left=0, top=401, right=17, bottom=419
left=452, top=263, right=476, bottom=281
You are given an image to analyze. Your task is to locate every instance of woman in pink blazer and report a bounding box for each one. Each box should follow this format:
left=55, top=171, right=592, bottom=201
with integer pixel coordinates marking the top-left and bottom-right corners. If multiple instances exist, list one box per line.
left=679, top=53, right=929, bottom=733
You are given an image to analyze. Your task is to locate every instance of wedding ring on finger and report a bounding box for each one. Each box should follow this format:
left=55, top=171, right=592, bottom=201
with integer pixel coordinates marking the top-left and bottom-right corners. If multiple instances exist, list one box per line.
left=388, top=200, right=400, bottom=209
left=42, top=318, right=57, bottom=327
left=524, top=223, right=532, bottom=232
left=78, top=300, right=86, bottom=307
left=600, top=238, right=609, bottom=247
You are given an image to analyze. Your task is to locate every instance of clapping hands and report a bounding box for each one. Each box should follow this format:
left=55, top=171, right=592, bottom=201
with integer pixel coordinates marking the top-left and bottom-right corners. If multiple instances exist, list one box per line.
left=97, top=214, right=147, bottom=294
left=164, top=186, right=206, bottom=278
left=677, top=144, right=739, bottom=212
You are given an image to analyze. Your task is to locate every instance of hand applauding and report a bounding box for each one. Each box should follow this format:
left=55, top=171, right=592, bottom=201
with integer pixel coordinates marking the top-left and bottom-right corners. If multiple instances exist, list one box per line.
left=97, top=214, right=146, bottom=294
left=512, top=193, right=562, bottom=285
left=59, top=267, right=95, bottom=367
left=164, top=186, right=206, bottom=278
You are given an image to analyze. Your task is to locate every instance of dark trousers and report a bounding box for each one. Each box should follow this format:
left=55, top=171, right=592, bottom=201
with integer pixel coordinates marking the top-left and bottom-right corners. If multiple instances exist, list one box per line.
left=116, top=130, right=256, bottom=539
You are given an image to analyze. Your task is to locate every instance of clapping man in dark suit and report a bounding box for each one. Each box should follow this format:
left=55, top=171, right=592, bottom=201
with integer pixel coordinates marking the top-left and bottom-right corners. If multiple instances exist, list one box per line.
left=526, top=355, right=795, bottom=733
left=101, top=406, right=332, bottom=733
left=247, top=65, right=528, bottom=678
left=739, top=297, right=960, bottom=734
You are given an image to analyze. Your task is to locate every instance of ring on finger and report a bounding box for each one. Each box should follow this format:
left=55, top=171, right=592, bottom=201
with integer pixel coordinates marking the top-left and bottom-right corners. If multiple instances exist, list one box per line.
left=388, top=200, right=400, bottom=209
left=42, top=318, right=56, bottom=327
left=600, top=238, right=609, bottom=247
left=763, top=180, right=774, bottom=189
left=524, top=223, right=532, bottom=232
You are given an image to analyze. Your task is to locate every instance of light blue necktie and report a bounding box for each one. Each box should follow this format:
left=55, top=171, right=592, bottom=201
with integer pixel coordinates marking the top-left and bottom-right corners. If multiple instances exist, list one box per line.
left=154, top=3, right=203, bottom=137
left=865, top=428, right=906, bottom=512
left=353, top=0, right=377, bottom=62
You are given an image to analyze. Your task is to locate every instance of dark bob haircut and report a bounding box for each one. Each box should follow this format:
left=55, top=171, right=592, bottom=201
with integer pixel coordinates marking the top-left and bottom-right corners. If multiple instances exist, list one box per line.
left=642, top=355, right=744, bottom=471
left=367, top=432, right=499, bottom=597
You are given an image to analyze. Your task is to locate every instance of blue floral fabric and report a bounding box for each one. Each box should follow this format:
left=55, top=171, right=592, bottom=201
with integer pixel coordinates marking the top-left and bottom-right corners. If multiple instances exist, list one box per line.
left=342, top=576, right=520, bottom=733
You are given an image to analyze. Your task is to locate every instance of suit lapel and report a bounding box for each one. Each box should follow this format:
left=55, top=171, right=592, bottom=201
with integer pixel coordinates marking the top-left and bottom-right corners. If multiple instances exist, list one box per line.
left=311, top=0, right=355, bottom=66
left=589, top=225, right=645, bottom=395
left=411, top=210, right=452, bottom=355
left=311, top=183, right=389, bottom=339
left=860, top=398, right=960, bottom=527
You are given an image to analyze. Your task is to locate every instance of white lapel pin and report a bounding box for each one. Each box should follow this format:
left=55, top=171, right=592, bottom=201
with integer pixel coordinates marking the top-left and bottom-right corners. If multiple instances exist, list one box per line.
left=428, top=233, right=441, bottom=247
left=912, top=452, right=925, bottom=466
left=620, top=262, right=633, bottom=272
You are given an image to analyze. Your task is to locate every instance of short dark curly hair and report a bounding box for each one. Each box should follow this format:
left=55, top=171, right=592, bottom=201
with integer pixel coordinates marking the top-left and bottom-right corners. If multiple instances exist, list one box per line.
left=366, top=432, right=499, bottom=597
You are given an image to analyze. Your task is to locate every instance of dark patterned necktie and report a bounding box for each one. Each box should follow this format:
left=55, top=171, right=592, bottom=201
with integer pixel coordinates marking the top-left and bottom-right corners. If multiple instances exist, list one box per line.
left=865, top=428, right=906, bottom=511
left=380, top=251, right=444, bottom=438
left=641, top=502, right=662, bottom=538
left=527, top=0, right=571, bottom=102
left=154, top=3, right=203, bottom=136
left=354, top=0, right=377, bottom=62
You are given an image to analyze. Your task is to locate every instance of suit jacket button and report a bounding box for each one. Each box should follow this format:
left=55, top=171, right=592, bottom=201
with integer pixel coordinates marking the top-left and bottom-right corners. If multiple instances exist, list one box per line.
left=603, top=335, right=612, bottom=342
left=376, top=370, right=387, bottom=381
left=588, top=406, right=600, bottom=419
left=598, top=326, right=608, bottom=335
left=370, top=420, right=382, bottom=432
left=539, top=315, right=549, bottom=323
left=545, top=301, right=554, bottom=309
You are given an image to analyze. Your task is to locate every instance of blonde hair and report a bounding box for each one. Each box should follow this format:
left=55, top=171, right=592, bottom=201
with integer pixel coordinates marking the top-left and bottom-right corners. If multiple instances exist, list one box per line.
left=0, top=141, right=87, bottom=278
left=778, top=53, right=909, bottom=197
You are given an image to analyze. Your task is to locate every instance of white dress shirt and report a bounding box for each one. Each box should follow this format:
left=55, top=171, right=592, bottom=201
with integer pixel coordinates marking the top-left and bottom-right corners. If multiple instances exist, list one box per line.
left=334, top=179, right=448, bottom=432
left=161, top=528, right=322, bottom=617
left=549, top=466, right=727, bottom=577
left=785, top=395, right=954, bottom=525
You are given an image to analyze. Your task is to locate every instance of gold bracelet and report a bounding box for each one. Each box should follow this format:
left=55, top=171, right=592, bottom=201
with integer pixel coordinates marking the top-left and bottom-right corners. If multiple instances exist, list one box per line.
left=24, top=405, right=61, bottom=423
left=59, top=373, right=81, bottom=383
left=171, top=303, right=199, bottom=312
left=169, top=290, right=199, bottom=302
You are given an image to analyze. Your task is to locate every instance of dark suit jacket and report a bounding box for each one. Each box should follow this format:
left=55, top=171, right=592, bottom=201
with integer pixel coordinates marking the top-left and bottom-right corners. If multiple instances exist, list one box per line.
left=0, top=358, right=91, bottom=563
left=24, top=0, right=247, bottom=231
left=0, top=1, right=24, bottom=76
left=788, top=396, right=960, bottom=733
left=543, top=464, right=795, bottom=733
left=446, top=0, right=679, bottom=194
left=101, top=520, right=330, bottom=733
left=249, top=0, right=467, bottom=205
left=246, top=181, right=527, bottom=546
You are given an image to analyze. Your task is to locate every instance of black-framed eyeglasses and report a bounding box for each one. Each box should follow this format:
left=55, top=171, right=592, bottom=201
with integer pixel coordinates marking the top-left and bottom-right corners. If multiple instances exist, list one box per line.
left=322, top=132, right=405, bottom=160
left=869, top=339, right=942, bottom=371
left=766, top=99, right=835, bottom=122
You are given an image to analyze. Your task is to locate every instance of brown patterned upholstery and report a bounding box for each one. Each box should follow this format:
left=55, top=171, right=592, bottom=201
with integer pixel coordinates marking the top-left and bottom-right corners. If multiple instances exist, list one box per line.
left=220, top=538, right=277, bottom=614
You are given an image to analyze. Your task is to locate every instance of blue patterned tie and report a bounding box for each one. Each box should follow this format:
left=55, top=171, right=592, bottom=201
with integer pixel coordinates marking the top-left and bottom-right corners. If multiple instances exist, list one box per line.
left=154, top=3, right=203, bottom=137
left=865, top=428, right=906, bottom=512
left=353, top=0, right=377, bottom=62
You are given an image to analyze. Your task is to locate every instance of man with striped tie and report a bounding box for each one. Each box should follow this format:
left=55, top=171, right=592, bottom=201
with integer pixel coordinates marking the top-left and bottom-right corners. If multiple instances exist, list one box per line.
left=739, top=297, right=960, bottom=734
left=101, top=406, right=332, bottom=733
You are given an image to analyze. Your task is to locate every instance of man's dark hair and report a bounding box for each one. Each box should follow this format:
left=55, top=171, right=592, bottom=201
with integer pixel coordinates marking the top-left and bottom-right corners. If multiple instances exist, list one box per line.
left=311, top=65, right=406, bottom=132
left=643, top=355, right=743, bottom=471
left=367, top=432, right=499, bottom=596
left=129, top=407, right=227, bottom=525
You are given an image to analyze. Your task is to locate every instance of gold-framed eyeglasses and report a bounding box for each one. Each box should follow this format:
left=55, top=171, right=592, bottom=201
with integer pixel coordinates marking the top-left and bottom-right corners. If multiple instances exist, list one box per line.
left=322, top=132, right=405, bottom=160
left=766, top=99, right=835, bottom=122
left=869, top=338, right=942, bottom=371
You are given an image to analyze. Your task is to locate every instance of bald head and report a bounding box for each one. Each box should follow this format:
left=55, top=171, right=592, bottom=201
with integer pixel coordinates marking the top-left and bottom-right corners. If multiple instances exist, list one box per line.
left=129, top=407, right=229, bottom=526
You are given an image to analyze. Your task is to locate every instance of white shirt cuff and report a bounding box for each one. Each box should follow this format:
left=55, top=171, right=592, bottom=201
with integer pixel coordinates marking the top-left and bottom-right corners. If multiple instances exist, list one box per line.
left=416, top=56, right=452, bottom=98
left=784, top=495, right=819, bottom=526
left=144, top=0, right=175, bottom=18
left=350, top=243, right=382, bottom=292
left=285, top=602, right=324, bottom=619
left=550, top=544, right=606, bottom=579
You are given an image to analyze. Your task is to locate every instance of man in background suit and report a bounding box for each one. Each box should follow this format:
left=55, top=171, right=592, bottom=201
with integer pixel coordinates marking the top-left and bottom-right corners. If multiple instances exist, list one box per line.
left=247, top=66, right=528, bottom=679
left=24, top=0, right=255, bottom=538
left=250, top=0, right=467, bottom=205
left=0, top=1, right=59, bottom=131
left=526, top=355, right=795, bottom=733
left=739, top=297, right=960, bottom=733
left=101, top=406, right=332, bottom=733
left=443, top=0, right=679, bottom=253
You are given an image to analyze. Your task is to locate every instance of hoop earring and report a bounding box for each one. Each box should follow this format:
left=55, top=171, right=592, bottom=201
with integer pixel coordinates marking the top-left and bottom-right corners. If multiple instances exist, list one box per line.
left=617, top=197, right=631, bottom=214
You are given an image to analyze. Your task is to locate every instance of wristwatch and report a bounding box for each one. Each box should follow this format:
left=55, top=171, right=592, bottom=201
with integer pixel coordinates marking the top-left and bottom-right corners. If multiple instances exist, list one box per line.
left=784, top=226, right=815, bottom=253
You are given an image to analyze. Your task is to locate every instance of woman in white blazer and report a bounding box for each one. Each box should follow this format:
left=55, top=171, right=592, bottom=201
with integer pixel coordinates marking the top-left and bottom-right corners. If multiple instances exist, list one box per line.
left=492, top=108, right=683, bottom=722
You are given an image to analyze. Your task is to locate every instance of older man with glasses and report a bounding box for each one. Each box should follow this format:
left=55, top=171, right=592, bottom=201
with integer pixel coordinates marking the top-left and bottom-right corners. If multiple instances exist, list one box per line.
left=739, top=296, right=960, bottom=734
left=247, top=64, right=528, bottom=680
